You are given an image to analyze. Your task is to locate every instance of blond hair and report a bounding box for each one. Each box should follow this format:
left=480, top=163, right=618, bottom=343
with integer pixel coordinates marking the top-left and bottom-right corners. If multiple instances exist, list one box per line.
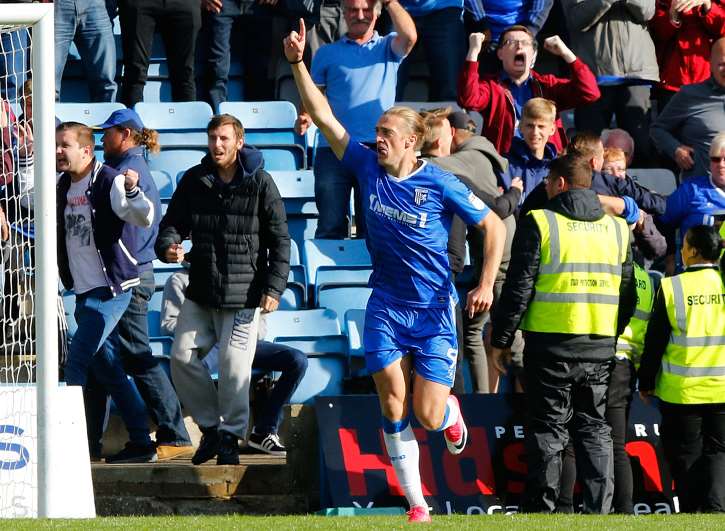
left=603, top=147, right=626, bottom=164
left=381, top=106, right=426, bottom=151
left=131, top=128, right=161, bottom=154
left=522, top=97, right=556, bottom=123
left=420, top=107, right=452, bottom=153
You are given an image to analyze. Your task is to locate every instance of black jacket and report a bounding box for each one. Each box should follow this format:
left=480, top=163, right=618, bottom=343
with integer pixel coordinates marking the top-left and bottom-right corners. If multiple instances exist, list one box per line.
left=155, top=146, right=290, bottom=309
left=521, top=171, right=667, bottom=218
left=491, top=188, right=636, bottom=361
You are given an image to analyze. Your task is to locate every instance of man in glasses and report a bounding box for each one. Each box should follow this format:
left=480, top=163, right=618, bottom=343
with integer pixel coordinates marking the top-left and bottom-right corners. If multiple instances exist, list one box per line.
left=458, top=25, right=600, bottom=157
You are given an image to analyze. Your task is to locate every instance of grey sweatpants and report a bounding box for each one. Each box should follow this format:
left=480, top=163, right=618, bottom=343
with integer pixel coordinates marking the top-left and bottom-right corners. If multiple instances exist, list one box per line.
left=170, top=299, right=260, bottom=438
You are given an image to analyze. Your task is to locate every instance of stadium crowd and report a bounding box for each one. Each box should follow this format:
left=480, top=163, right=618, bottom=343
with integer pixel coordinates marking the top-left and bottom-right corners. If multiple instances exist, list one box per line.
left=0, top=0, right=724, bottom=520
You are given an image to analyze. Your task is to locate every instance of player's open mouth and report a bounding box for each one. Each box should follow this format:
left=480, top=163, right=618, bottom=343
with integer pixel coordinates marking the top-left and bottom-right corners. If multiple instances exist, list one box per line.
left=514, top=53, right=526, bottom=67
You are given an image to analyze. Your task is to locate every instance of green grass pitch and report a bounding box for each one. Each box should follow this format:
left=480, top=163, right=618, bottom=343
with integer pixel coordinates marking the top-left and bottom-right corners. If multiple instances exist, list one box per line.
left=9, top=514, right=725, bottom=529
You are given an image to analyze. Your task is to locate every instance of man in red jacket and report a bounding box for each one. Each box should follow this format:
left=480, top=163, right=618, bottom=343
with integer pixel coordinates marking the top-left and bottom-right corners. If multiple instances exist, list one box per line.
left=650, top=0, right=725, bottom=111
left=457, top=25, right=600, bottom=156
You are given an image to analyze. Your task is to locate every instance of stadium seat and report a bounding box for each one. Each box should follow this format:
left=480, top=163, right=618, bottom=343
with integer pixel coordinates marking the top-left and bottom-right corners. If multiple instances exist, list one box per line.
left=218, top=101, right=303, bottom=147
left=318, top=285, right=372, bottom=331
left=56, top=102, right=125, bottom=128
left=628, top=168, right=678, bottom=196
left=314, top=267, right=372, bottom=303
left=264, top=309, right=347, bottom=404
left=302, top=239, right=372, bottom=288
left=153, top=260, right=184, bottom=292
left=151, top=170, right=175, bottom=202
left=134, top=101, right=214, bottom=146
left=147, top=148, right=206, bottom=177
left=270, top=170, right=316, bottom=215
left=345, top=309, right=365, bottom=358
left=258, top=146, right=304, bottom=171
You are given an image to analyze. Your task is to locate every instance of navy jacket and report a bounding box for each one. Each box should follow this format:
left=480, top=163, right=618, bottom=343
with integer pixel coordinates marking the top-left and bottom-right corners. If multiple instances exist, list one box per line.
left=57, top=160, right=154, bottom=296
left=104, top=146, right=161, bottom=270
left=500, top=137, right=557, bottom=205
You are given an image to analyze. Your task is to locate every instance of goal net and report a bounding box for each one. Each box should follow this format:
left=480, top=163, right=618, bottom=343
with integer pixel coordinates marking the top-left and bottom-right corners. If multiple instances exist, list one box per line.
left=0, top=5, right=93, bottom=518
left=0, top=20, right=39, bottom=518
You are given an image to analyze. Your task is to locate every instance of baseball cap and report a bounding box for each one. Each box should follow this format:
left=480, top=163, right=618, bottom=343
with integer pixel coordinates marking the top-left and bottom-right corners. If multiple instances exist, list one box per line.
left=95, top=108, right=145, bottom=131
left=448, top=111, right=476, bottom=133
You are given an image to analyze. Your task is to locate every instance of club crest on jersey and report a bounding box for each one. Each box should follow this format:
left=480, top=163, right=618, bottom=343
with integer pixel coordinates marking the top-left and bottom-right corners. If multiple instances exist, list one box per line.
left=414, top=188, right=429, bottom=206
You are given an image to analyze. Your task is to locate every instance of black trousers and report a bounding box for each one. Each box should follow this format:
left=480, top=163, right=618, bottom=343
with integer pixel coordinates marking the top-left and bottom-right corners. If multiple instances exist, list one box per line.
left=558, top=357, right=635, bottom=513
left=660, top=401, right=725, bottom=513
left=522, top=353, right=614, bottom=514
left=118, top=0, right=201, bottom=106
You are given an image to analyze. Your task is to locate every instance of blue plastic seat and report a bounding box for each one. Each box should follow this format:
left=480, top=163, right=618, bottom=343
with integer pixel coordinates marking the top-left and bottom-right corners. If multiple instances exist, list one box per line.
left=302, top=239, right=372, bottom=288
left=264, top=309, right=347, bottom=404
left=56, top=102, right=126, bottom=128
left=218, top=101, right=303, bottom=147
left=147, top=148, right=206, bottom=177
left=258, top=146, right=304, bottom=171
left=151, top=170, right=175, bottom=202
left=148, top=290, right=174, bottom=358
left=134, top=102, right=214, bottom=146
left=270, top=170, right=316, bottom=215
left=345, top=309, right=365, bottom=358
left=317, top=285, right=372, bottom=332
left=627, top=168, right=678, bottom=196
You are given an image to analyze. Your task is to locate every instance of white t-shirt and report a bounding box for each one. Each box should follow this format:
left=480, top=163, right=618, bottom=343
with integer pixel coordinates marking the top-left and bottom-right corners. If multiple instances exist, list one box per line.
left=64, top=173, right=107, bottom=294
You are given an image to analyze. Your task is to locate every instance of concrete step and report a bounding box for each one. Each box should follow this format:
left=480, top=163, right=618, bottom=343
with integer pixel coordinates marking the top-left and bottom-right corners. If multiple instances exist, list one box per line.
left=92, top=455, right=292, bottom=498
left=93, top=454, right=316, bottom=515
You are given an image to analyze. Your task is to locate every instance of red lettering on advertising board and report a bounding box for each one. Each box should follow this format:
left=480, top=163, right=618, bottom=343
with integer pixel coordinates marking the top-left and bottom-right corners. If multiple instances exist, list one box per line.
left=339, top=428, right=400, bottom=496
left=626, top=440, right=663, bottom=492
left=338, top=428, right=437, bottom=497
left=442, top=428, right=496, bottom=495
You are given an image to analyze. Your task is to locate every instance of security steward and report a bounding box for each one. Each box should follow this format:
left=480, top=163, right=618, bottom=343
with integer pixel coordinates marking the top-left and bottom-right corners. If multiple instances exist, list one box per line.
left=638, top=225, right=725, bottom=513
left=489, top=153, right=636, bottom=514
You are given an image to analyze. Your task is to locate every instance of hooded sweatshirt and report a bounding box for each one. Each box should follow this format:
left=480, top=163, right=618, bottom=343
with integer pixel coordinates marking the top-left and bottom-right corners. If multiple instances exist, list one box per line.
left=500, top=136, right=557, bottom=204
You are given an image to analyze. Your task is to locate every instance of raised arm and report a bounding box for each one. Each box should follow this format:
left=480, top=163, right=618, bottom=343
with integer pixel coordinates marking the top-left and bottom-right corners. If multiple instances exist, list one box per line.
left=284, top=19, right=350, bottom=160
left=387, top=0, right=417, bottom=57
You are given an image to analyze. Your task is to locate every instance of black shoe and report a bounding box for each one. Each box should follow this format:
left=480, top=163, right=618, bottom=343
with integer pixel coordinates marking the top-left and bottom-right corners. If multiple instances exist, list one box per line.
left=247, top=432, right=287, bottom=457
left=216, top=430, right=240, bottom=465
left=105, top=442, right=158, bottom=464
left=192, top=427, right=220, bottom=465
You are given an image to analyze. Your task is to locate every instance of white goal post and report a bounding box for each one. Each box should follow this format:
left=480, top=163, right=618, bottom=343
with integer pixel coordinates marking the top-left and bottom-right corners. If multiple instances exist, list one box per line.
left=1, top=3, right=60, bottom=518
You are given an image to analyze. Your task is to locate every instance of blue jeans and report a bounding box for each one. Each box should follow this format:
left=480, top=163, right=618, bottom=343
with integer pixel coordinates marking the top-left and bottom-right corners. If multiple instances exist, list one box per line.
left=86, top=270, right=191, bottom=449
left=252, top=341, right=307, bottom=435
left=66, top=286, right=151, bottom=446
left=199, top=0, right=275, bottom=109
left=396, top=7, right=465, bottom=101
left=54, top=0, right=117, bottom=102
left=0, top=30, right=29, bottom=101
left=313, top=147, right=367, bottom=239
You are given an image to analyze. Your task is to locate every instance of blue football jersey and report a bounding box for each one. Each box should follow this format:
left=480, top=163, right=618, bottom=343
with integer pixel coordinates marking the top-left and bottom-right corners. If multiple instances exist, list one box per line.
left=342, top=141, right=490, bottom=307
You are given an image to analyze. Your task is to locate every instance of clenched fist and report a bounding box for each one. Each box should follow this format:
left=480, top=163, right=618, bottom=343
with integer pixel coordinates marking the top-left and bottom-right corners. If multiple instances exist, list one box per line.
left=124, top=168, right=139, bottom=191
left=543, top=36, right=576, bottom=63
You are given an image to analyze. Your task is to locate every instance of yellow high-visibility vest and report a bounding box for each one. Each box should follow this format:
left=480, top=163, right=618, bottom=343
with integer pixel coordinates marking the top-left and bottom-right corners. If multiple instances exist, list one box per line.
left=520, top=209, right=629, bottom=336
left=616, top=263, right=654, bottom=365
left=656, top=267, right=725, bottom=404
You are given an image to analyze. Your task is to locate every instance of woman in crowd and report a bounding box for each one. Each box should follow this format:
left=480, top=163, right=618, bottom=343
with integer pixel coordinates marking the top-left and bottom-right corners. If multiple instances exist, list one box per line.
left=638, top=225, right=725, bottom=512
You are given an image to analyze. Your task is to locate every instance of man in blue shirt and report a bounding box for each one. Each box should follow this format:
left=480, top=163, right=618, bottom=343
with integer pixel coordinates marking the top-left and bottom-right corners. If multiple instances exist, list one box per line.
left=295, top=0, right=416, bottom=239
left=284, top=21, right=506, bottom=523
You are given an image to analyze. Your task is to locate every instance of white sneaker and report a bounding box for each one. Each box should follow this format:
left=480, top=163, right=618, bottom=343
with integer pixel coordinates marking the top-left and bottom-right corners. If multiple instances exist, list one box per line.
left=247, top=432, right=287, bottom=457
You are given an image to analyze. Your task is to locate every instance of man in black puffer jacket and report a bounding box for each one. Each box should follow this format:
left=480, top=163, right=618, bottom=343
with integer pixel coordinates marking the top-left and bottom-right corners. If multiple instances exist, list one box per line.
left=155, top=114, right=290, bottom=466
